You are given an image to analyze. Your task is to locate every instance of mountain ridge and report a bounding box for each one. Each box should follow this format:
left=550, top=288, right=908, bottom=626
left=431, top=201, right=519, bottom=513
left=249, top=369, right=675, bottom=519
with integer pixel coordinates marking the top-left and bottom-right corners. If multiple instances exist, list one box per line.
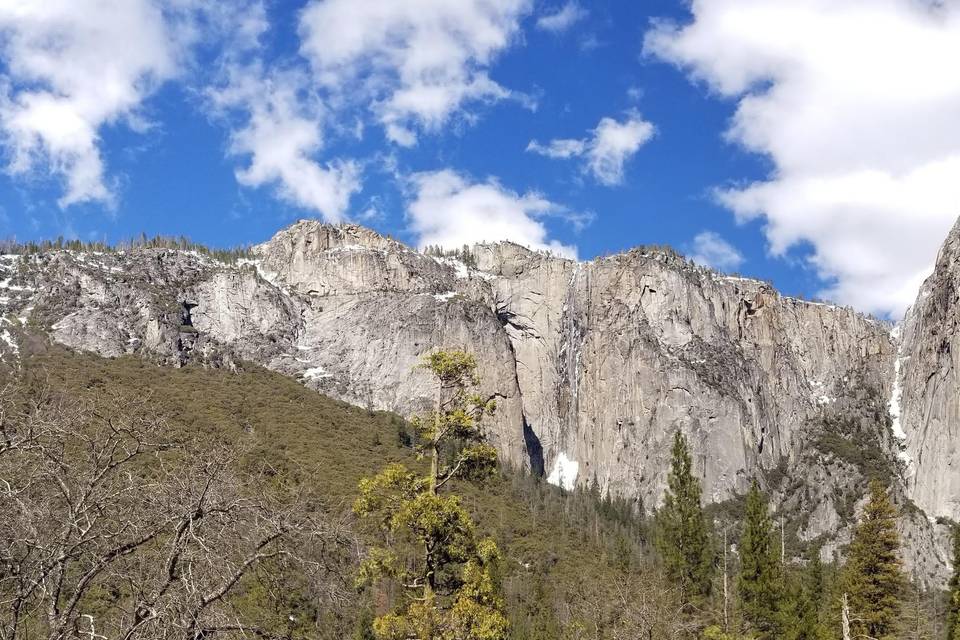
left=0, top=217, right=955, bottom=584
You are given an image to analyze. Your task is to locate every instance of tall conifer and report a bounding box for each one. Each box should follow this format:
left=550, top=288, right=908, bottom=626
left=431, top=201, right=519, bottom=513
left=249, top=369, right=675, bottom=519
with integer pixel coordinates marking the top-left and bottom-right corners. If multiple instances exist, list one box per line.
left=654, top=431, right=713, bottom=601
left=795, top=552, right=828, bottom=640
left=738, top=480, right=785, bottom=639
left=842, top=481, right=905, bottom=640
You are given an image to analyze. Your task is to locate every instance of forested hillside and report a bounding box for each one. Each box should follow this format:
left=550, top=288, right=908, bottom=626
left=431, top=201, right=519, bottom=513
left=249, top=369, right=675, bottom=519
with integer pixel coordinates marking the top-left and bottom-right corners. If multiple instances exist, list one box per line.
left=2, top=344, right=958, bottom=639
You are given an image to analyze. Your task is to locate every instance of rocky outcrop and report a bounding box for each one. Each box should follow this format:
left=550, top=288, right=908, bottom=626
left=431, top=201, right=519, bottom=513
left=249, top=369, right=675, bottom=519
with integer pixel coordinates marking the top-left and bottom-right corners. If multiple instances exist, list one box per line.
left=897, top=218, right=960, bottom=523
left=474, top=242, right=894, bottom=512
left=2, top=218, right=957, bottom=583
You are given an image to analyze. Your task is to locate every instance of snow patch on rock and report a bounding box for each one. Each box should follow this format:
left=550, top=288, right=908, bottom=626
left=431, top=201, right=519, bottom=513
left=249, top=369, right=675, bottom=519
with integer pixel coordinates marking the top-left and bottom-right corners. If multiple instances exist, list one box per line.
left=0, top=327, right=18, bottom=356
left=889, top=325, right=907, bottom=442
left=546, top=452, right=579, bottom=491
left=302, top=365, right=332, bottom=380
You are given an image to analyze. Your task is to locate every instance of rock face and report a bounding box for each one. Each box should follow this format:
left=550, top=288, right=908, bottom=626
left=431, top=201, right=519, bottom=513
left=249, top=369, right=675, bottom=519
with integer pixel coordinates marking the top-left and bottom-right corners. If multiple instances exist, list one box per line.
left=897, top=218, right=960, bottom=523
left=473, top=243, right=892, bottom=511
left=1, top=218, right=957, bottom=583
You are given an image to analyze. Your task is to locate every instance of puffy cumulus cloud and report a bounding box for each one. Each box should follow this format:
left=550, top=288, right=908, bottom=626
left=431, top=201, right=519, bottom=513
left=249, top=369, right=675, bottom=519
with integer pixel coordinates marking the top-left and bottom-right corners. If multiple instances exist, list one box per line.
left=536, top=2, right=587, bottom=33
left=689, top=231, right=744, bottom=271
left=209, top=65, right=360, bottom=222
left=298, top=0, right=531, bottom=147
left=206, top=3, right=361, bottom=222
left=0, top=0, right=184, bottom=207
left=0, top=0, right=265, bottom=209
left=645, top=0, right=960, bottom=317
left=527, top=113, right=654, bottom=185
left=406, top=169, right=577, bottom=258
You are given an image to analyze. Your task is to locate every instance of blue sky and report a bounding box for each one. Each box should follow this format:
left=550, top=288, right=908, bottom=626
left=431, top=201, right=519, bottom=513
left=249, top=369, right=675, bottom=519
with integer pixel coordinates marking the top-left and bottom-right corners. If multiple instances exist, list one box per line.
left=1, top=0, right=959, bottom=318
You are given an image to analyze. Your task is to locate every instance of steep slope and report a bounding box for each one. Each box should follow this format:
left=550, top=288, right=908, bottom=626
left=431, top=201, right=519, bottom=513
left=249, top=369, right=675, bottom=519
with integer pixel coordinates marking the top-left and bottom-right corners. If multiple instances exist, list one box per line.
left=473, top=242, right=892, bottom=510
left=897, top=218, right=960, bottom=523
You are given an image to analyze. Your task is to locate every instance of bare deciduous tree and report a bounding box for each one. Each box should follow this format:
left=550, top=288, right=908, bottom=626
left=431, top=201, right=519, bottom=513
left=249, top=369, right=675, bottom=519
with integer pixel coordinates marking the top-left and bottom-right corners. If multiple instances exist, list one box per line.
left=562, top=570, right=698, bottom=640
left=0, top=383, right=354, bottom=640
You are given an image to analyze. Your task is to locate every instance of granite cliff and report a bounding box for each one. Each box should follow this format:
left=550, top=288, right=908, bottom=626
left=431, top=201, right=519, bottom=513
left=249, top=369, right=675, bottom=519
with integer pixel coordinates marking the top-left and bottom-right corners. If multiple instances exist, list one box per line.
left=1, top=219, right=957, bottom=583
left=896, top=218, right=960, bottom=525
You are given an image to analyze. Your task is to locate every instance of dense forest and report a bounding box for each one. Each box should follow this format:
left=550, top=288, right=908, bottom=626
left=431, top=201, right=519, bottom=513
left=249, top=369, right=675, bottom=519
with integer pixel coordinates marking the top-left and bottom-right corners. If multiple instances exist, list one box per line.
left=1, top=345, right=958, bottom=639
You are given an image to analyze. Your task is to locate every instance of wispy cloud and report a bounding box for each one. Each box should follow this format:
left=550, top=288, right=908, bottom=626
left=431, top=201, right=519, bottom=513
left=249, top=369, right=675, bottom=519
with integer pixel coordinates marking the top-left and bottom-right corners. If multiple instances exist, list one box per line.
left=527, top=112, right=655, bottom=185
left=536, top=2, right=587, bottom=33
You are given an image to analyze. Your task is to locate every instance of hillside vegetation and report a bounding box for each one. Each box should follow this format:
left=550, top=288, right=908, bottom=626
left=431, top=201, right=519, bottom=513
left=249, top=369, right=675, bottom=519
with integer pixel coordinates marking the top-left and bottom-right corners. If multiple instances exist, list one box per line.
left=1, top=346, right=658, bottom=639
left=2, top=344, right=958, bottom=639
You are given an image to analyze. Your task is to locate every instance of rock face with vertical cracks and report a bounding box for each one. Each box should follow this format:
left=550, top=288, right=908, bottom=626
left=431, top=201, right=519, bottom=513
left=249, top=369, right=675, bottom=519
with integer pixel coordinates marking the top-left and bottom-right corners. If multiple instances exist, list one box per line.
left=471, top=242, right=892, bottom=511
left=3, top=218, right=959, bottom=583
left=897, top=217, right=960, bottom=523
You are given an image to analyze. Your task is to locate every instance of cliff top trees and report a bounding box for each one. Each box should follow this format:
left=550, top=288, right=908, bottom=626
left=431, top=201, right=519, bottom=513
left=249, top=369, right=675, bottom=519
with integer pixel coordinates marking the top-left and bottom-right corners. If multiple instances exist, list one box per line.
left=655, top=431, right=713, bottom=603
left=354, top=350, right=508, bottom=640
left=842, top=480, right=905, bottom=640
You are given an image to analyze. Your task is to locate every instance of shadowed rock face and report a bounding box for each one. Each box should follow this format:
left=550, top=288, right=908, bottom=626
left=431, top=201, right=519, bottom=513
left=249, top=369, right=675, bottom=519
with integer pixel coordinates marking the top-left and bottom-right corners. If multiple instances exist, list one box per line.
left=2, top=218, right=958, bottom=584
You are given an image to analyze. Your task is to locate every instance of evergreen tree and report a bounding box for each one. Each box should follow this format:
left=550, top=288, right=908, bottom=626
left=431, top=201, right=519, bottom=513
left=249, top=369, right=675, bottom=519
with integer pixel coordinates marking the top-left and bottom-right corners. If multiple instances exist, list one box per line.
left=737, top=480, right=785, bottom=639
left=654, top=431, right=713, bottom=601
left=842, top=480, right=905, bottom=640
left=354, top=350, right=508, bottom=640
left=949, top=525, right=960, bottom=640
left=795, top=552, right=828, bottom=640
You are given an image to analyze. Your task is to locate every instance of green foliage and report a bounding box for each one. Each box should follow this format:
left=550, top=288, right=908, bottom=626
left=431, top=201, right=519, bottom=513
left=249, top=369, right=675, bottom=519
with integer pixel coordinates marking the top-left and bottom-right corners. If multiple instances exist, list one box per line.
left=14, top=346, right=955, bottom=638
left=949, top=526, right=960, bottom=640
left=702, top=625, right=744, bottom=640
left=737, top=481, right=787, bottom=639
left=355, top=350, right=508, bottom=640
left=810, top=381, right=900, bottom=490
left=7, top=346, right=661, bottom=639
left=655, top=431, right=714, bottom=602
left=841, top=481, right=905, bottom=640
left=793, top=553, right=830, bottom=640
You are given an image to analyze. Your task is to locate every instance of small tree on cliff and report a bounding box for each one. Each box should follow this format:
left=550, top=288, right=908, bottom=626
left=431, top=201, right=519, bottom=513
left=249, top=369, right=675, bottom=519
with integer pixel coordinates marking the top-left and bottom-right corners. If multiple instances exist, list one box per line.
left=842, top=480, right=905, bottom=640
left=655, top=431, right=713, bottom=601
left=738, top=480, right=786, bottom=639
left=354, top=350, right=508, bottom=640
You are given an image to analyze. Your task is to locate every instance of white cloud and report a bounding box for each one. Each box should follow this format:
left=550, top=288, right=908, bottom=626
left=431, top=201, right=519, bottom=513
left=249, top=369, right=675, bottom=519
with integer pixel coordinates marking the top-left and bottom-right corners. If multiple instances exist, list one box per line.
left=406, top=169, right=577, bottom=258
left=689, top=231, right=745, bottom=271
left=209, top=65, right=360, bottom=222
left=536, top=2, right=587, bottom=33
left=645, top=0, right=960, bottom=317
left=203, top=2, right=360, bottom=222
left=0, top=1, right=268, bottom=209
left=0, top=1, right=187, bottom=207
left=527, top=113, right=654, bottom=185
left=525, top=138, right=585, bottom=159
left=297, top=0, right=531, bottom=146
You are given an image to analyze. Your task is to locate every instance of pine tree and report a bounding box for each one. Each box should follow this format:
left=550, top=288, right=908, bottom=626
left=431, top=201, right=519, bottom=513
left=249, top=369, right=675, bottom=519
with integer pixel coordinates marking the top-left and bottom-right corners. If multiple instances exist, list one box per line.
left=354, top=350, right=508, bottom=640
left=842, top=480, right=905, bottom=640
left=949, top=525, right=960, bottom=640
left=795, top=551, right=829, bottom=640
left=654, top=431, right=713, bottom=601
left=737, top=480, right=785, bottom=639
